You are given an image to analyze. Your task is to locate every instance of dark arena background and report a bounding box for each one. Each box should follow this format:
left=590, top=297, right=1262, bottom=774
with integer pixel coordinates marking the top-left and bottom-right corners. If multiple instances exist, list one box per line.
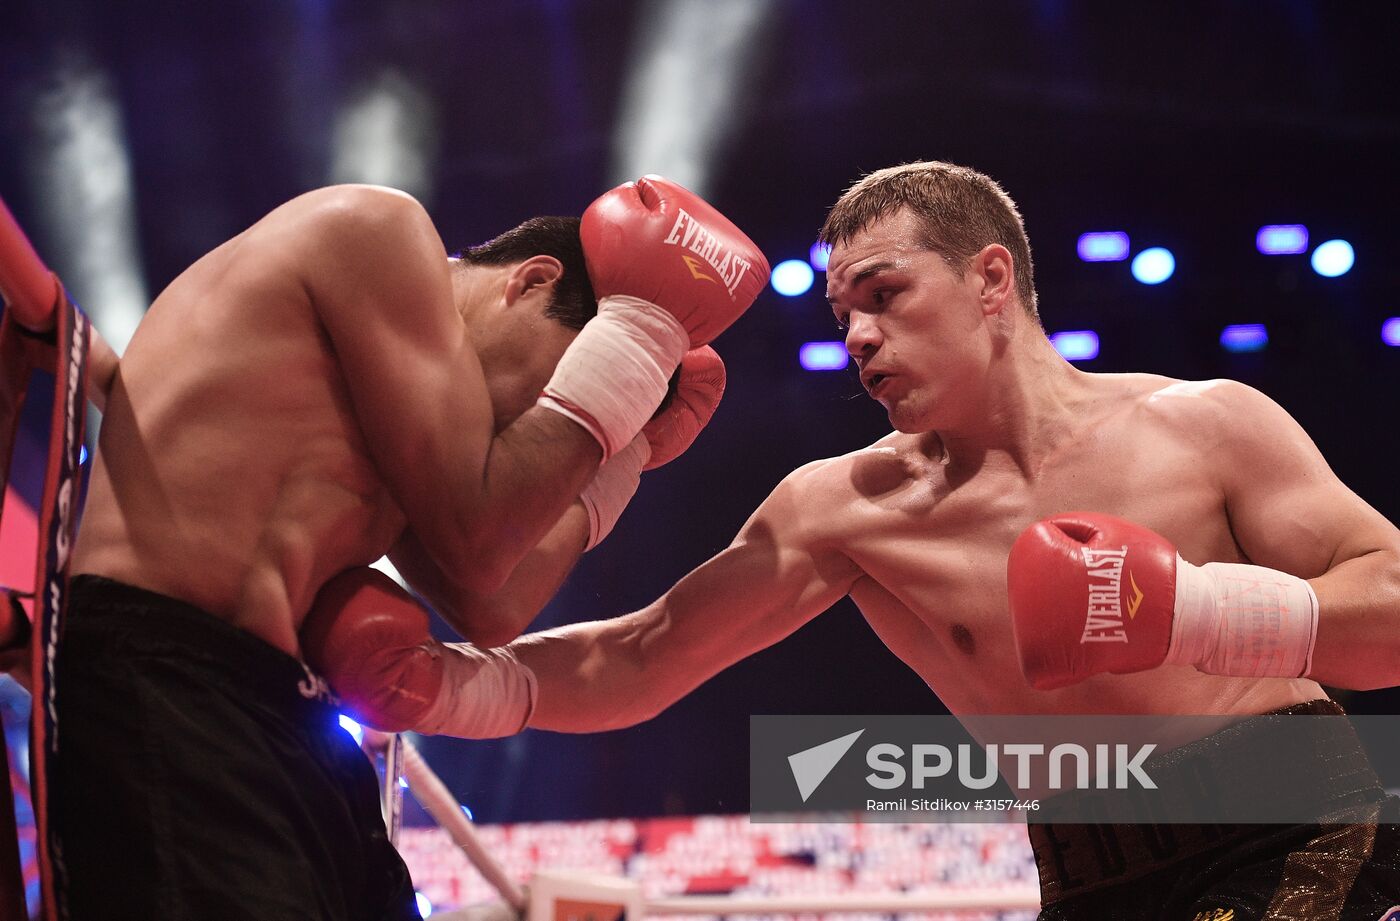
left=2, top=2, right=1398, bottom=917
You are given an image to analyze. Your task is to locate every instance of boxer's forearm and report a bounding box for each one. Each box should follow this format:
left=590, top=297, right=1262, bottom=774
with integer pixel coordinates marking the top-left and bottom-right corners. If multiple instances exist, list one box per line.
left=510, top=608, right=686, bottom=732
left=85, top=323, right=119, bottom=414
left=390, top=503, right=589, bottom=648
left=462, top=408, right=601, bottom=591
left=1306, top=548, right=1400, bottom=690
left=513, top=540, right=853, bottom=731
left=513, top=470, right=857, bottom=732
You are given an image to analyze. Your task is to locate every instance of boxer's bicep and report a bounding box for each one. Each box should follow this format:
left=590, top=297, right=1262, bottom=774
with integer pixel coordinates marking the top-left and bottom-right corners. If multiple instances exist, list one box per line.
left=1210, top=383, right=1400, bottom=688
left=294, top=187, right=496, bottom=565
left=1212, top=382, right=1398, bottom=575
left=653, top=503, right=858, bottom=674
left=519, top=464, right=861, bottom=731
left=659, top=460, right=858, bottom=662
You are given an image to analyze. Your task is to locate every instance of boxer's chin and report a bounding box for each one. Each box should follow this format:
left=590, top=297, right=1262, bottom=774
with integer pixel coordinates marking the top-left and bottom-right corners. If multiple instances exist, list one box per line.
left=891, top=416, right=935, bottom=436
left=885, top=397, right=935, bottom=435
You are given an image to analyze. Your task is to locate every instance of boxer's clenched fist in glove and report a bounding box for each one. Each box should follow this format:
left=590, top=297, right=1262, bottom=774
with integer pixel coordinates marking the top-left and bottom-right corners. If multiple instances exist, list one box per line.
left=581, top=175, right=768, bottom=347
left=301, top=568, right=535, bottom=736
left=580, top=345, right=727, bottom=550
left=1008, top=512, right=1318, bottom=690
left=643, top=344, right=725, bottom=470
left=538, top=176, right=768, bottom=461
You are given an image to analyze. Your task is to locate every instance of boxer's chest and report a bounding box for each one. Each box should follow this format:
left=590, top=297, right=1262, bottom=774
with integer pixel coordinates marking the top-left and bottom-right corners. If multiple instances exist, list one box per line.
left=837, top=413, right=1244, bottom=709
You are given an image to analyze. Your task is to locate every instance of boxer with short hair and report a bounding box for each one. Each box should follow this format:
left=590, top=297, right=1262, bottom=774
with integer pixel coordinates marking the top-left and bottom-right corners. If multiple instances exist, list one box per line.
left=307, top=162, right=1400, bottom=919
left=57, top=178, right=767, bottom=920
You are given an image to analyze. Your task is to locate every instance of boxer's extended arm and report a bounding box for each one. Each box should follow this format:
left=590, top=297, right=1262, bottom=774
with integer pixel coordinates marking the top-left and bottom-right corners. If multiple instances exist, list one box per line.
left=302, top=465, right=848, bottom=737
left=288, top=185, right=600, bottom=596
left=1209, top=382, right=1400, bottom=690
left=511, top=463, right=862, bottom=732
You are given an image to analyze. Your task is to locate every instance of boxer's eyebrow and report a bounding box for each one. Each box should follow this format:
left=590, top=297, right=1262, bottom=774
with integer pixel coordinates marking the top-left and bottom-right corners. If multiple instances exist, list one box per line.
left=827, top=261, right=896, bottom=307
left=851, top=262, right=895, bottom=286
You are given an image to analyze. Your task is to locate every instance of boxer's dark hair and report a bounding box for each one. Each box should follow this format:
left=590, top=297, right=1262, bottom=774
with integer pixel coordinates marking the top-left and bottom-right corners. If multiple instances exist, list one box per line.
left=819, top=161, right=1039, bottom=321
left=454, top=216, right=597, bottom=329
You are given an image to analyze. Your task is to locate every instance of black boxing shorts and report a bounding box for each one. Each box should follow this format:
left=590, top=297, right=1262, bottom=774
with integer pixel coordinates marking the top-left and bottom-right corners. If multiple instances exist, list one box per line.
left=46, top=575, right=419, bottom=921
left=1031, top=699, right=1400, bottom=920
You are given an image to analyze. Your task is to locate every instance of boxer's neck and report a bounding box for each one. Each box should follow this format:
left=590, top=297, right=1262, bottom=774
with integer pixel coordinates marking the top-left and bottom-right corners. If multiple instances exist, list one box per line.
left=936, top=320, right=1095, bottom=478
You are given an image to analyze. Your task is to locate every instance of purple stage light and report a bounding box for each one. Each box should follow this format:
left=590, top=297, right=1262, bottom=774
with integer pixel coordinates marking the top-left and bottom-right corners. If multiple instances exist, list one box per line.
left=799, top=341, right=849, bottom=371
left=1220, top=324, right=1268, bottom=353
left=1050, top=330, right=1100, bottom=361
left=1256, top=224, right=1308, bottom=255
left=1077, top=232, right=1130, bottom=262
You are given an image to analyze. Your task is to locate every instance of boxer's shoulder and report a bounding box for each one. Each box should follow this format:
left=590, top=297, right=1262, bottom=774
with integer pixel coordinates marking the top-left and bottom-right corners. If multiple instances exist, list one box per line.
left=265, top=184, right=431, bottom=234
left=770, top=431, right=935, bottom=515
left=231, top=185, right=449, bottom=302
left=1138, top=377, right=1284, bottom=440
left=1143, top=376, right=1257, bottom=409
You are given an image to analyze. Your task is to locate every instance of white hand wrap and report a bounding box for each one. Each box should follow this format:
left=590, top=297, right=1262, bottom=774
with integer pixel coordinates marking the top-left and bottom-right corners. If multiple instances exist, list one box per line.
left=579, top=433, right=651, bottom=550
left=537, top=295, right=688, bottom=460
left=415, top=643, right=538, bottom=739
left=1166, top=557, right=1319, bottom=678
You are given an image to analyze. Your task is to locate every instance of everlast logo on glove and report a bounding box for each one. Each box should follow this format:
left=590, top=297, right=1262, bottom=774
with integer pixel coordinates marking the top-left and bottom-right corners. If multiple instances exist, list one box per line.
left=1079, top=546, right=1140, bottom=644
left=662, top=208, right=755, bottom=299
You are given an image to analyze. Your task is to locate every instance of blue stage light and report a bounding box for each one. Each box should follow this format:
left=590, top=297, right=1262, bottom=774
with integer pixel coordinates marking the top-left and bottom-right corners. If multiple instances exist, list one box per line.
left=771, top=259, right=815, bottom=296
left=809, top=241, right=832, bottom=271
left=1311, top=239, right=1354, bottom=277
left=799, top=341, right=849, bottom=371
left=1382, top=317, right=1400, bottom=347
left=416, top=891, right=433, bottom=917
left=1050, top=330, right=1100, bottom=361
left=1131, top=247, right=1175, bottom=285
left=339, top=715, right=364, bottom=744
left=1220, top=324, right=1268, bottom=353
left=1256, top=224, right=1308, bottom=255
left=1077, top=232, right=1130, bottom=262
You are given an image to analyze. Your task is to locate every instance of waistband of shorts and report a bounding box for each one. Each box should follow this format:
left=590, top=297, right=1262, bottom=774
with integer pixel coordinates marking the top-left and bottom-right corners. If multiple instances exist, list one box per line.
left=1028, top=698, right=1387, bottom=903
left=64, top=574, right=343, bottom=722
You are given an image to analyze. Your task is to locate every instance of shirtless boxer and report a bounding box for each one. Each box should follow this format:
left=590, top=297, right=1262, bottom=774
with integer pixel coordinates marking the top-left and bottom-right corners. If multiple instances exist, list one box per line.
left=55, top=177, right=767, bottom=920
left=306, top=163, right=1400, bottom=919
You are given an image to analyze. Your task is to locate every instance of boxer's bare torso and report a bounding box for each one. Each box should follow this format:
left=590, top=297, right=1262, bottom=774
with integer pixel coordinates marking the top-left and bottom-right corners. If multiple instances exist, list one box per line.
left=795, top=375, right=1321, bottom=718
left=72, top=179, right=597, bottom=659
left=73, top=192, right=416, bottom=656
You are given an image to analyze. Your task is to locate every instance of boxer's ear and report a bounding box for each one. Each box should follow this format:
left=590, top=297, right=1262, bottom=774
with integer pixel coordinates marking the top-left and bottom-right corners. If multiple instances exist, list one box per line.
left=973, top=243, right=1014, bottom=316
left=503, top=255, right=563, bottom=307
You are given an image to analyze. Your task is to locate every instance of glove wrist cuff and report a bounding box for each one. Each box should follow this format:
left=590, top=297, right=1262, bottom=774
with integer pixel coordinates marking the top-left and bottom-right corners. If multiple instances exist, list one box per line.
left=579, top=433, right=649, bottom=550
left=1167, top=556, right=1318, bottom=678
left=417, top=643, right=538, bottom=738
left=538, top=296, right=687, bottom=460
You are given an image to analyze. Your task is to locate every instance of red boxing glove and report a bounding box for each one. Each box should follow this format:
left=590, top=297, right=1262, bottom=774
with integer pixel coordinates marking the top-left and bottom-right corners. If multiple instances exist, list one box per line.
left=301, top=569, right=444, bottom=731
left=578, top=345, right=727, bottom=549
left=643, top=345, right=725, bottom=470
left=581, top=175, right=770, bottom=347
left=1008, top=512, right=1318, bottom=690
left=1007, top=513, right=1178, bottom=690
left=301, top=568, right=538, bottom=736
